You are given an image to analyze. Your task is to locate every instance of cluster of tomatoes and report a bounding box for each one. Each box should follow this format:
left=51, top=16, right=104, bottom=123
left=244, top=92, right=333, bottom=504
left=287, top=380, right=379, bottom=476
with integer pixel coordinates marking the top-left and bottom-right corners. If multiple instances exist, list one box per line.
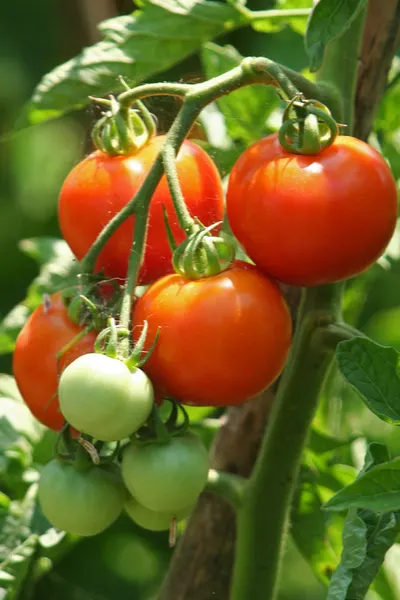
left=12, top=125, right=397, bottom=537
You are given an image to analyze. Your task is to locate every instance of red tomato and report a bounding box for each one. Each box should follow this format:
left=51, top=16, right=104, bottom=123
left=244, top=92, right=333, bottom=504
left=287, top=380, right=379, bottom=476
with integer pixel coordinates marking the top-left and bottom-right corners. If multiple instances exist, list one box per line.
left=13, top=293, right=96, bottom=430
left=58, top=136, right=224, bottom=285
left=227, top=134, right=398, bottom=286
left=131, top=261, right=292, bottom=406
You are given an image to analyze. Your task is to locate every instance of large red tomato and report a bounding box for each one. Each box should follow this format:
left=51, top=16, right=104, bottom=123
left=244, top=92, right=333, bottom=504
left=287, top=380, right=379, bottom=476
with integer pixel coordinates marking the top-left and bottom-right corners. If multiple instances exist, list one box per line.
left=58, top=136, right=224, bottom=285
left=13, top=293, right=96, bottom=430
left=131, top=261, right=292, bottom=406
left=227, top=134, right=398, bottom=286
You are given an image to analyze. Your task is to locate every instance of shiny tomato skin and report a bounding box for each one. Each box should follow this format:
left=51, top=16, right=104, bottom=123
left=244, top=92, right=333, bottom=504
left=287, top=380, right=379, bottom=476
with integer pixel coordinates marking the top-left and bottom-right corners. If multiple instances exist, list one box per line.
left=227, top=134, right=398, bottom=286
left=13, top=292, right=96, bottom=431
left=58, top=136, right=224, bottom=285
left=38, top=459, right=126, bottom=536
left=132, top=261, right=292, bottom=406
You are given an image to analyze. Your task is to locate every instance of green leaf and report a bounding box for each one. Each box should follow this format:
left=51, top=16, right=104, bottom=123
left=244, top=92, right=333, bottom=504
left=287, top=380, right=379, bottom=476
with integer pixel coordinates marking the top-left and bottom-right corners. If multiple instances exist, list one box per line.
left=0, top=238, right=76, bottom=355
left=326, top=511, right=367, bottom=599
left=0, top=485, right=40, bottom=599
left=291, top=480, right=344, bottom=585
left=337, top=338, right=400, bottom=425
left=346, top=510, right=399, bottom=598
left=305, top=0, right=367, bottom=71
left=201, top=42, right=279, bottom=145
left=25, top=0, right=247, bottom=125
left=0, top=375, right=23, bottom=402
left=324, top=457, right=400, bottom=512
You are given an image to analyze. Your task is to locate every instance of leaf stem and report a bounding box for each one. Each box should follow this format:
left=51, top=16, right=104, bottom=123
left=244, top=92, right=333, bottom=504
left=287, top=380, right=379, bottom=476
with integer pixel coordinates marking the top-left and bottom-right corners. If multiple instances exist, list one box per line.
left=204, top=469, right=245, bottom=510
left=250, top=8, right=311, bottom=21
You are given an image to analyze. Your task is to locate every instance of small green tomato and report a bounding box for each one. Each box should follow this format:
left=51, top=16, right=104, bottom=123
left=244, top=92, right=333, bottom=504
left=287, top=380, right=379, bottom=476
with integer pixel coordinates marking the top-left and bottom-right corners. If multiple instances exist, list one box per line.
left=59, top=353, right=153, bottom=441
left=125, top=495, right=193, bottom=531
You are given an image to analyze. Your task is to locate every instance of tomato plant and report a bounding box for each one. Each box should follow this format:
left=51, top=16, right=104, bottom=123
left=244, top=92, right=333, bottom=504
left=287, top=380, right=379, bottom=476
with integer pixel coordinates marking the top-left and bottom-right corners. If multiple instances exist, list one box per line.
left=227, top=134, right=398, bottom=287
left=121, top=433, right=209, bottom=513
left=132, top=261, right=292, bottom=406
left=38, top=458, right=126, bottom=536
left=13, top=293, right=97, bottom=430
left=58, top=135, right=224, bottom=285
left=125, top=495, right=193, bottom=532
left=59, top=353, right=154, bottom=441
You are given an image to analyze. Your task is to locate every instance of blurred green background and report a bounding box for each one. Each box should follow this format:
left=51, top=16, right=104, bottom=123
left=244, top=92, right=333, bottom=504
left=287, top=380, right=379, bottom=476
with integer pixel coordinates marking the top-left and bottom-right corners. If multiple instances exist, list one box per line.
left=1, top=1, right=400, bottom=599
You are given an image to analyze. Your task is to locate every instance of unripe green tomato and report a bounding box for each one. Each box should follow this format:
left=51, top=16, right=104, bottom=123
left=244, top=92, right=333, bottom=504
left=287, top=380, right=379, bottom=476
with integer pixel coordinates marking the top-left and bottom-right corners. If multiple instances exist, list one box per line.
left=59, top=353, right=153, bottom=441
left=121, top=433, right=209, bottom=513
left=125, top=495, right=194, bottom=531
left=38, top=459, right=126, bottom=536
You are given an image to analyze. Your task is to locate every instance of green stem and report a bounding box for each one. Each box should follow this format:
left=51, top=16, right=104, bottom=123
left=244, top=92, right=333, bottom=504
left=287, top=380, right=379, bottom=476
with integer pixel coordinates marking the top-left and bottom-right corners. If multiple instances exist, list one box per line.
left=162, top=145, right=197, bottom=234
left=316, top=322, right=366, bottom=352
left=118, top=205, right=149, bottom=356
left=204, top=469, right=245, bottom=510
left=118, top=82, right=190, bottom=106
left=231, top=285, right=343, bottom=600
left=250, top=8, right=311, bottom=21
left=230, top=8, right=368, bottom=600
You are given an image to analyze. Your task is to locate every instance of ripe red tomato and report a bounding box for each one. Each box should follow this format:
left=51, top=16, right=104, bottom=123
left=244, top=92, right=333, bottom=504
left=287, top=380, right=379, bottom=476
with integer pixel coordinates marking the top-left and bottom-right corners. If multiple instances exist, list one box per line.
left=58, top=136, right=224, bottom=285
left=131, top=261, right=292, bottom=406
left=13, top=293, right=96, bottom=430
left=227, top=134, right=398, bottom=286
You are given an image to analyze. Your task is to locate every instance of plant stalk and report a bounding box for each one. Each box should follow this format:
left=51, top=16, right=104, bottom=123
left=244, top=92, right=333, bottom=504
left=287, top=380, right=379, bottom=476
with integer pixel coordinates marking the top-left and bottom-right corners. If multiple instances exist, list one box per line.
left=229, top=6, right=368, bottom=600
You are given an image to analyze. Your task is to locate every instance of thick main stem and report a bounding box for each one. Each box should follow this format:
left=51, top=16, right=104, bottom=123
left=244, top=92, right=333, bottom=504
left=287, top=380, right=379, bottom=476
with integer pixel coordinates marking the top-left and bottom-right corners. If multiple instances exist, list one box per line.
left=229, top=7, right=367, bottom=600
left=230, top=285, right=343, bottom=600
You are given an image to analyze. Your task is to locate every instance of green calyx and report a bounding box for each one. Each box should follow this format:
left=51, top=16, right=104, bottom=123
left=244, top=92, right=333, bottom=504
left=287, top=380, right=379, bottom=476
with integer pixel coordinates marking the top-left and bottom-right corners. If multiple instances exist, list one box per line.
left=133, top=399, right=190, bottom=445
left=91, top=95, right=156, bottom=156
left=172, top=223, right=236, bottom=280
left=278, top=95, right=339, bottom=155
left=94, top=317, right=159, bottom=371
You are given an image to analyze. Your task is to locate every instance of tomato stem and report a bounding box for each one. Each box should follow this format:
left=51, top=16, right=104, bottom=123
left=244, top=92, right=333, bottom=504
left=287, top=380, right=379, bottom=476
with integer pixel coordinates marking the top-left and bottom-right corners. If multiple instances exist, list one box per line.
left=161, top=145, right=197, bottom=234
left=229, top=7, right=367, bottom=600
left=204, top=469, right=245, bottom=510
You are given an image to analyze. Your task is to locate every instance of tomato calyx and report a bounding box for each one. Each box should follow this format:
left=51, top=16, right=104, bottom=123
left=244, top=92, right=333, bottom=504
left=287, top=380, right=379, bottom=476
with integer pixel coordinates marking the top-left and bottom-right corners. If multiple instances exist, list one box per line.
left=91, top=92, right=156, bottom=156
left=94, top=317, right=159, bottom=373
left=132, top=399, right=190, bottom=445
left=278, top=95, right=339, bottom=155
left=172, top=222, right=236, bottom=280
left=55, top=423, right=119, bottom=469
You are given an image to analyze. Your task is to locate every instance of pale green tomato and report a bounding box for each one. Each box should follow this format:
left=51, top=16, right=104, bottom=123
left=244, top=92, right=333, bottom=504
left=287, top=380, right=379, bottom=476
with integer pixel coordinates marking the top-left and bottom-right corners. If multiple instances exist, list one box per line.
left=125, top=495, right=193, bottom=531
left=121, top=433, right=209, bottom=513
left=59, top=353, right=153, bottom=441
left=38, top=459, right=126, bottom=536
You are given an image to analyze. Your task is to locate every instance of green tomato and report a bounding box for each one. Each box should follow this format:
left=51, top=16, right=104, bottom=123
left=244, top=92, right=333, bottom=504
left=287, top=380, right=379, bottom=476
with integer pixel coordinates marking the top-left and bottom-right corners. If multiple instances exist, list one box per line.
left=121, top=433, right=209, bottom=513
left=38, top=458, right=126, bottom=536
left=59, top=353, right=153, bottom=441
left=125, top=495, right=193, bottom=531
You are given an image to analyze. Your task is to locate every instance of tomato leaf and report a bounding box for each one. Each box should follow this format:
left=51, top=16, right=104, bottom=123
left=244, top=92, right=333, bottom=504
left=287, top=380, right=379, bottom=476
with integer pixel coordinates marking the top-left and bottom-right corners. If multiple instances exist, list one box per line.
left=0, top=486, right=40, bottom=599
left=324, top=457, right=400, bottom=513
left=305, top=0, right=367, bottom=72
left=326, top=446, right=400, bottom=599
left=336, top=337, right=400, bottom=425
left=23, top=0, right=247, bottom=126
left=0, top=238, right=76, bottom=355
left=201, top=42, right=280, bottom=146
